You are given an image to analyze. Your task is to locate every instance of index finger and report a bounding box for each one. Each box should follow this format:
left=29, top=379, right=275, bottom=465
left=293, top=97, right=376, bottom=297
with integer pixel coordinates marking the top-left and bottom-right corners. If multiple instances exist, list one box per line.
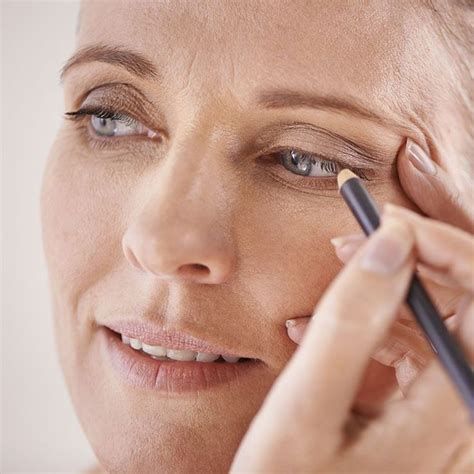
left=274, top=218, right=415, bottom=438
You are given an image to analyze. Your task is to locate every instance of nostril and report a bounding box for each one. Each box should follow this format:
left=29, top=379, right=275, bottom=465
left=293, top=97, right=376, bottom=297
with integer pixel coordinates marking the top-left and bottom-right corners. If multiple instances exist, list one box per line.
left=177, top=263, right=210, bottom=278
left=191, top=263, right=208, bottom=271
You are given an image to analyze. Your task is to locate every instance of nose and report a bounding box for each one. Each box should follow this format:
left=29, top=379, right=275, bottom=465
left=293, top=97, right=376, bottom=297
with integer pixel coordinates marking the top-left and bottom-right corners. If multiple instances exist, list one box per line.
left=123, top=217, right=235, bottom=284
left=122, top=148, right=236, bottom=284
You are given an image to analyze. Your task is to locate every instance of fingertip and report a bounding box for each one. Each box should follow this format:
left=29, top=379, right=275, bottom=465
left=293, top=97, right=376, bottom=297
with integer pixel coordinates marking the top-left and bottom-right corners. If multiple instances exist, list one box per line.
left=398, top=145, right=473, bottom=230
left=334, top=243, right=359, bottom=263
left=404, top=138, right=437, bottom=176
left=397, top=139, right=437, bottom=200
left=359, top=217, right=415, bottom=275
left=285, top=317, right=311, bottom=344
left=330, top=234, right=366, bottom=263
left=330, top=234, right=365, bottom=247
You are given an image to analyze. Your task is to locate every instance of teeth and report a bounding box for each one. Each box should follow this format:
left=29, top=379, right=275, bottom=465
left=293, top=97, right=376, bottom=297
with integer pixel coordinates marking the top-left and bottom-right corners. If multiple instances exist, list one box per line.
left=196, top=352, right=220, bottom=362
left=121, top=334, right=243, bottom=362
left=167, top=349, right=197, bottom=361
left=222, top=355, right=240, bottom=363
left=130, top=338, right=142, bottom=350
left=142, top=343, right=167, bottom=357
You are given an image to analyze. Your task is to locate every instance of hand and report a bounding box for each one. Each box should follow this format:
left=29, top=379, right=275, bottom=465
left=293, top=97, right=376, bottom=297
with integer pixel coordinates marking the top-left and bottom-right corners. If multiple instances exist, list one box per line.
left=230, top=206, right=474, bottom=473
left=397, top=138, right=473, bottom=232
left=286, top=139, right=473, bottom=399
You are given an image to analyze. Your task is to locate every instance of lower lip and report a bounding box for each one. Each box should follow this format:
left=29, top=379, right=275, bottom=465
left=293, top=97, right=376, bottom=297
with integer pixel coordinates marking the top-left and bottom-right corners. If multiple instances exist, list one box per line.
left=100, top=327, right=262, bottom=393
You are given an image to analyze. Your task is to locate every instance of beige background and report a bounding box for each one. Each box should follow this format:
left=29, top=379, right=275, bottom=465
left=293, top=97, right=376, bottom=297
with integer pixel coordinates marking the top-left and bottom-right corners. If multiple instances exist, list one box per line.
left=2, top=1, right=97, bottom=471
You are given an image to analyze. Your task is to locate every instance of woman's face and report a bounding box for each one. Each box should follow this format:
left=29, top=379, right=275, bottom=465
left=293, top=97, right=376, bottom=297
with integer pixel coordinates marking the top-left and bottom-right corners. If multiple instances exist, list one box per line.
left=41, top=1, right=457, bottom=472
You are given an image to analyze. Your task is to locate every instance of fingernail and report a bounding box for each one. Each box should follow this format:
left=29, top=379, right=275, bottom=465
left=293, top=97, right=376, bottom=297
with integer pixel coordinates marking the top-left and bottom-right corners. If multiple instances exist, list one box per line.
left=285, top=316, right=313, bottom=328
left=285, top=318, right=305, bottom=328
left=286, top=317, right=314, bottom=344
left=359, top=220, right=413, bottom=274
left=331, top=235, right=366, bottom=262
left=406, top=139, right=437, bottom=176
left=330, top=234, right=365, bottom=248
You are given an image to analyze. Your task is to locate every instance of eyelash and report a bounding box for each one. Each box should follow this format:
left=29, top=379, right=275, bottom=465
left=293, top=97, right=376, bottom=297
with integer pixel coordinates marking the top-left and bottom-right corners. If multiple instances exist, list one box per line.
left=63, top=106, right=369, bottom=181
left=262, top=147, right=368, bottom=181
left=65, top=106, right=136, bottom=127
left=64, top=106, right=154, bottom=152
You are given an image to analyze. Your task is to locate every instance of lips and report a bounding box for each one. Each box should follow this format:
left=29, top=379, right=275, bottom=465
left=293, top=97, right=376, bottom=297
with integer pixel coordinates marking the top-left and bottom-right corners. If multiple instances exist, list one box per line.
left=104, top=320, right=251, bottom=358
left=100, top=326, right=263, bottom=393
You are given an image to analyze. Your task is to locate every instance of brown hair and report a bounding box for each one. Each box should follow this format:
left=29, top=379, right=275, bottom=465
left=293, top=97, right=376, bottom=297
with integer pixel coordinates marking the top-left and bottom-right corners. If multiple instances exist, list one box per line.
left=426, top=0, right=473, bottom=195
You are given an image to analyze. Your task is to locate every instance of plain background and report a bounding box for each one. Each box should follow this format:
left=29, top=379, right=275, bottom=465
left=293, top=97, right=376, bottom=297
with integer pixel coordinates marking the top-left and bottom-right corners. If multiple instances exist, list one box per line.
left=2, top=1, right=98, bottom=471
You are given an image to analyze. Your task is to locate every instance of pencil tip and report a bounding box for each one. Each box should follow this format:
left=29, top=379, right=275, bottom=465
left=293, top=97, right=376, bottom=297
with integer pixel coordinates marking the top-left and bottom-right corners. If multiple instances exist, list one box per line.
left=337, top=169, right=359, bottom=189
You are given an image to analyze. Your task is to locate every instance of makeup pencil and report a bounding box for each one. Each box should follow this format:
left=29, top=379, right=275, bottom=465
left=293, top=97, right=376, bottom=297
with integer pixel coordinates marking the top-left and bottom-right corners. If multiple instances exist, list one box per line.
left=337, top=169, right=474, bottom=419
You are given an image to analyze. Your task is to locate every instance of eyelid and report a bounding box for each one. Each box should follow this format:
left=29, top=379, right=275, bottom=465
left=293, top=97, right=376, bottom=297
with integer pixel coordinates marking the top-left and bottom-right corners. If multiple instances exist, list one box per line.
left=66, top=81, right=169, bottom=137
left=254, top=122, right=390, bottom=168
left=69, top=81, right=167, bottom=129
left=260, top=148, right=371, bottom=183
left=261, top=144, right=373, bottom=176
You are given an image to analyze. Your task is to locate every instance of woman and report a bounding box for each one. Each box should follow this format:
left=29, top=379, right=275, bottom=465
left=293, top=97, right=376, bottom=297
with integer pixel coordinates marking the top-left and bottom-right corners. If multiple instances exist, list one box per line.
left=40, top=1, right=473, bottom=472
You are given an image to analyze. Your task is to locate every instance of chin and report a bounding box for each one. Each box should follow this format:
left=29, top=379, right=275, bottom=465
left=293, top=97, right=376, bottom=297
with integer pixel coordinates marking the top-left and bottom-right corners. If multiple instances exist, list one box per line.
left=55, top=326, right=276, bottom=474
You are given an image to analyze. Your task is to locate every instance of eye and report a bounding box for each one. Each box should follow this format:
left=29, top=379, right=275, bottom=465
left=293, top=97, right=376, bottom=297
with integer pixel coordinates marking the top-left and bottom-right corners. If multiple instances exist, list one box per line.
left=279, top=149, right=339, bottom=177
left=64, top=106, right=159, bottom=140
left=91, top=113, right=137, bottom=137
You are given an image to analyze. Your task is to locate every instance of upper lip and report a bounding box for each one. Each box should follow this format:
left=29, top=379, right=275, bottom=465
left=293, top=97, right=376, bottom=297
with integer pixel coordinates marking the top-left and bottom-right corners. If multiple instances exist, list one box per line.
left=104, top=320, right=250, bottom=357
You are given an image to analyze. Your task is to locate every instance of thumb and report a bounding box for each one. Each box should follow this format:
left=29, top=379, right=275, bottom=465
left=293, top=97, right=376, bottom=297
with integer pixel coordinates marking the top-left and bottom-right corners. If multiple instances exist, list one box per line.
left=398, top=139, right=473, bottom=232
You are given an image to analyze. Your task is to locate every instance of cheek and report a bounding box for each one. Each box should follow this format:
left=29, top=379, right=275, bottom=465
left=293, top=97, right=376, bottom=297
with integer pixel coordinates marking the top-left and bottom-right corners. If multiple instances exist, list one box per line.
left=239, top=177, right=414, bottom=322
left=40, top=141, right=130, bottom=390
left=236, top=183, right=346, bottom=325
left=40, top=144, right=128, bottom=299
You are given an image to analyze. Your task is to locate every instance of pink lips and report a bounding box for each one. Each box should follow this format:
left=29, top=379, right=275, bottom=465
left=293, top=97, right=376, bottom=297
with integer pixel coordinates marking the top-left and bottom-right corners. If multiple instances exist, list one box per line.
left=100, top=327, right=262, bottom=393
left=104, top=320, right=245, bottom=357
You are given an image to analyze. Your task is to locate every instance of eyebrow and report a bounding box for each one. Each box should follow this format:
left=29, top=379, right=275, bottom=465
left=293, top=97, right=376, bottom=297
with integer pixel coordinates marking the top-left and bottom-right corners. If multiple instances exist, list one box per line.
left=59, top=44, right=160, bottom=83
left=255, top=89, right=404, bottom=130
left=59, top=44, right=406, bottom=134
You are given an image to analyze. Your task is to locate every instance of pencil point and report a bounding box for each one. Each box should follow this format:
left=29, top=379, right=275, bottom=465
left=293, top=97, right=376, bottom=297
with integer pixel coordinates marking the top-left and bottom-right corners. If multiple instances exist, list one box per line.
left=337, top=169, right=359, bottom=189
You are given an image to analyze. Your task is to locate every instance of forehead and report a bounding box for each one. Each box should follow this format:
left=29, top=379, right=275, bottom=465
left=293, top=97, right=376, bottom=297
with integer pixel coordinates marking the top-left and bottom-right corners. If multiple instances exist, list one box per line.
left=77, top=0, right=439, bottom=120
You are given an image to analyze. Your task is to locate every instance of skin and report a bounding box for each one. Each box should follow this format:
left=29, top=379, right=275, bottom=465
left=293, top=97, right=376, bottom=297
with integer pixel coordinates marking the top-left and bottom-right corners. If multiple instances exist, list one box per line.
left=232, top=207, right=474, bottom=473
left=40, top=1, right=472, bottom=472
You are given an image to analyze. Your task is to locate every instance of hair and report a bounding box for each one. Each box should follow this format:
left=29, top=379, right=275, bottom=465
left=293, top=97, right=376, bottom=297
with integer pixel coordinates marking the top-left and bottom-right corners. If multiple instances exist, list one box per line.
left=425, top=0, right=473, bottom=198
left=427, top=1, right=473, bottom=96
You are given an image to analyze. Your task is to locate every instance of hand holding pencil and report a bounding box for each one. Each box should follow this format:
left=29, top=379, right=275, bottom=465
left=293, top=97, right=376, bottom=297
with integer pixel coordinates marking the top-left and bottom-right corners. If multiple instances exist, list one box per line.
left=337, top=170, right=473, bottom=416
left=231, top=141, right=474, bottom=474
left=286, top=142, right=474, bottom=411
left=232, top=202, right=474, bottom=474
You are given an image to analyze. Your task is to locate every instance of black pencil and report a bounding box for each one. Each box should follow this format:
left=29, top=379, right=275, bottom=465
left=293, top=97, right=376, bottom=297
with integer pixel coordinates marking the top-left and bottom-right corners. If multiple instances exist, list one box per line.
left=337, top=168, right=474, bottom=419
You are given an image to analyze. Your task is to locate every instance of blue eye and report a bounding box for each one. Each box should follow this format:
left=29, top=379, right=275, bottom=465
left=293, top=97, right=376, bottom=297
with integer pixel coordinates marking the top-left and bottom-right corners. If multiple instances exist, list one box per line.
left=64, top=106, right=159, bottom=139
left=279, top=149, right=339, bottom=177
left=90, top=114, right=136, bottom=137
